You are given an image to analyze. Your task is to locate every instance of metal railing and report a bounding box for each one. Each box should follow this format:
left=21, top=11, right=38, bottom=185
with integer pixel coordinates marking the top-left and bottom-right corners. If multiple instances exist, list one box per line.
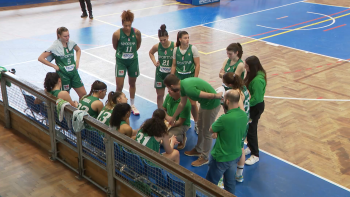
left=0, top=71, right=235, bottom=197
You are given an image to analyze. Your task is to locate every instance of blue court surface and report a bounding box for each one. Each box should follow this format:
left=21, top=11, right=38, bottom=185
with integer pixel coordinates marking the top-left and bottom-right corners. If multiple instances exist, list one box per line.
left=1, top=0, right=350, bottom=196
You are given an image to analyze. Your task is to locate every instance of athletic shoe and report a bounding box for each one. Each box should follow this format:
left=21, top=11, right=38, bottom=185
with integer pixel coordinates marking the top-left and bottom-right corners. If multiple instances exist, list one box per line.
left=244, top=147, right=251, bottom=155
left=131, top=105, right=140, bottom=116
left=177, top=134, right=187, bottom=150
left=194, top=122, right=198, bottom=134
left=217, top=177, right=224, bottom=189
left=184, top=148, right=201, bottom=157
left=245, top=155, right=259, bottom=165
left=89, top=12, right=93, bottom=19
left=81, top=12, right=88, bottom=18
left=235, top=175, right=244, bottom=182
left=191, top=156, right=208, bottom=167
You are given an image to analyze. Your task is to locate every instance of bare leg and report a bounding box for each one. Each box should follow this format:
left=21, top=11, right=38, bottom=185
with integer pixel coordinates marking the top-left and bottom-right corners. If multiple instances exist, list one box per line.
left=163, top=150, right=180, bottom=164
left=74, top=86, right=87, bottom=100
left=156, top=88, right=165, bottom=109
left=116, top=77, right=125, bottom=92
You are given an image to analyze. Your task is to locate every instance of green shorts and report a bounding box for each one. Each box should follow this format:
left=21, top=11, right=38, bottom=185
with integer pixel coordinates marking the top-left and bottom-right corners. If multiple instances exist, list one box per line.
left=154, top=70, right=170, bottom=89
left=241, top=124, right=249, bottom=148
left=115, top=58, right=140, bottom=78
left=175, top=72, right=194, bottom=80
left=57, top=69, right=84, bottom=92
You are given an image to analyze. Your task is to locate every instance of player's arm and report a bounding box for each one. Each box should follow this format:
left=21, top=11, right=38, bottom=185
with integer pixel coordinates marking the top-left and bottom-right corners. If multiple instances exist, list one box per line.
left=171, top=48, right=177, bottom=74
left=173, top=117, right=185, bottom=127
left=92, top=100, right=104, bottom=114
left=112, top=30, right=120, bottom=51
left=119, top=124, right=133, bottom=138
left=235, top=62, right=245, bottom=79
left=199, top=91, right=222, bottom=99
left=192, top=46, right=200, bottom=77
left=149, top=44, right=159, bottom=67
left=59, top=91, right=78, bottom=108
left=74, top=45, right=81, bottom=69
left=219, top=59, right=228, bottom=78
left=38, top=52, right=59, bottom=71
left=170, top=96, right=188, bottom=125
left=238, top=91, right=245, bottom=111
left=135, top=28, right=142, bottom=51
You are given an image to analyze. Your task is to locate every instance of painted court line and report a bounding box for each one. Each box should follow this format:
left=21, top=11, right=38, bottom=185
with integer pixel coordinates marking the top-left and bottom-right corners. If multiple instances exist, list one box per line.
left=277, top=16, right=288, bottom=19
left=323, top=24, right=346, bottom=31
left=302, top=1, right=350, bottom=9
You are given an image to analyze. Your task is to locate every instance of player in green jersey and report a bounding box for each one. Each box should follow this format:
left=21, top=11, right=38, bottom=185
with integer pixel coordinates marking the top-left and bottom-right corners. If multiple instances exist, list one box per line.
left=110, top=103, right=137, bottom=138
left=97, top=91, right=128, bottom=127
left=170, top=31, right=200, bottom=133
left=149, top=24, right=175, bottom=108
left=38, top=27, right=86, bottom=100
left=223, top=72, right=251, bottom=183
left=77, top=80, right=107, bottom=118
left=34, top=72, right=78, bottom=107
left=135, top=110, right=180, bottom=164
left=112, top=10, right=142, bottom=116
left=219, top=43, right=245, bottom=91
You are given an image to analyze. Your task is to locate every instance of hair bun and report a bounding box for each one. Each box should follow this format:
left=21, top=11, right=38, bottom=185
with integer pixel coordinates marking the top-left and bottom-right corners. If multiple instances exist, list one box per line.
left=160, top=24, right=166, bottom=31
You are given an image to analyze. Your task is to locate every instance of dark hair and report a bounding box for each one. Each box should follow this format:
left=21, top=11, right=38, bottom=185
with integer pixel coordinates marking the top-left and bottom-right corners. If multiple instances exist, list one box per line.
left=88, top=80, right=107, bottom=96
left=105, top=91, right=123, bottom=110
left=244, top=56, right=267, bottom=88
left=44, top=72, right=60, bottom=92
left=57, top=27, right=68, bottom=40
left=223, top=72, right=244, bottom=90
left=110, top=103, right=131, bottom=129
left=141, top=118, right=167, bottom=138
left=225, top=90, right=241, bottom=104
left=176, top=31, right=189, bottom=47
left=163, top=74, right=180, bottom=87
left=152, top=109, right=166, bottom=120
left=158, top=24, right=168, bottom=37
left=226, top=43, right=243, bottom=59
left=121, top=10, right=134, bottom=24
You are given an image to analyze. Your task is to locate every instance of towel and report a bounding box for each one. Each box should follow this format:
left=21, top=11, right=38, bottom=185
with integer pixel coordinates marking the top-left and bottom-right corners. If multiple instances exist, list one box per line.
left=72, top=110, right=89, bottom=133
left=0, top=67, right=12, bottom=87
left=45, top=39, right=77, bottom=62
left=215, top=86, right=226, bottom=104
left=56, top=99, right=70, bottom=122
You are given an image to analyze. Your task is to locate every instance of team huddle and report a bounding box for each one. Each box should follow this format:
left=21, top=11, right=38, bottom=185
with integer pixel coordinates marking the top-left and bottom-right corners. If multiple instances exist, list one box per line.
left=37, top=10, right=267, bottom=195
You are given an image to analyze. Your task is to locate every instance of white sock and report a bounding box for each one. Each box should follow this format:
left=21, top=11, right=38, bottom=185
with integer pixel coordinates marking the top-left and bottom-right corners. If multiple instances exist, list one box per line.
left=130, top=98, right=135, bottom=106
left=236, top=165, right=244, bottom=177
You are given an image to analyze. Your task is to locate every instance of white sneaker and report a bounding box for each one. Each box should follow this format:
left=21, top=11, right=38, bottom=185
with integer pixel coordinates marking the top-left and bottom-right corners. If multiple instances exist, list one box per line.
left=244, top=147, right=251, bottom=155
left=131, top=105, right=140, bottom=116
left=245, top=155, right=259, bottom=165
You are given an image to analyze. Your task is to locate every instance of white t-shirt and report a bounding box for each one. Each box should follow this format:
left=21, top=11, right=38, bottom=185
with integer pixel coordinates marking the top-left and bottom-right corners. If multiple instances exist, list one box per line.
left=172, top=45, right=199, bottom=59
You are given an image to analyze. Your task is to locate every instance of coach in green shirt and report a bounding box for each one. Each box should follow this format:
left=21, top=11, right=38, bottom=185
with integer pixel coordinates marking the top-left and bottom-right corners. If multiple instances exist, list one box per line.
left=206, top=90, right=247, bottom=195
left=162, top=89, right=191, bottom=150
left=164, top=74, right=222, bottom=167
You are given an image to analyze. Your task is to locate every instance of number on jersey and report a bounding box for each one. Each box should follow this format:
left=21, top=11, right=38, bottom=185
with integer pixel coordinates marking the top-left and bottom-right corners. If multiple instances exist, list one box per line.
left=126, top=46, right=132, bottom=52
left=97, top=111, right=112, bottom=124
left=136, top=132, right=151, bottom=146
left=77, top=103, right=89, bottom=112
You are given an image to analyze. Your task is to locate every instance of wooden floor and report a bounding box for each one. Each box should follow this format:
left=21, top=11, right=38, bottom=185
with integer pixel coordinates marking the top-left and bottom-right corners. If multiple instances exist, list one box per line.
left=0, top=123, right=105, bottom=197
left=0, top=0, right=349, bottom=194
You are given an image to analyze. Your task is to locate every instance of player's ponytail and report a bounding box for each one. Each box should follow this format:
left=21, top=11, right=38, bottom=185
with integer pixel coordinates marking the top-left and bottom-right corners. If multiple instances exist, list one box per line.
left=223, top=72, right=244, bottom=90
left=105, top=91, right=122, bottom=110
left=88, top=80, right=107, bottom=96
left=158, top=24, right=168, bottom=37
left=110, top=103, right=131, bottom=129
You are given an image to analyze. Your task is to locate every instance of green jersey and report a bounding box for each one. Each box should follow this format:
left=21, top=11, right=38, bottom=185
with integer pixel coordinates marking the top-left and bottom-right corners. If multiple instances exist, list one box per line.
left=158, top=42, right=174, bottom=73
left=175, top=44, right=195, bottom=75
left=78, top=95, right=100, bottom=118
left=180, top=77, right=220, bottom=110
left=49, top=90, right=61, bottom=98
left=116, top=28, right=138, bottom=60
left=242, top=86, right=250, bottom=120
left=163, top=94, right=191, bottom=126
left=223, top=59, right=244, bottom=91
left=135, top=129, right=160, bottom=153
left=97, top=106, right=113, bottom=126
left=211, top=108, right=248, bottom=162
left=53, top=46, right=77, bottom=75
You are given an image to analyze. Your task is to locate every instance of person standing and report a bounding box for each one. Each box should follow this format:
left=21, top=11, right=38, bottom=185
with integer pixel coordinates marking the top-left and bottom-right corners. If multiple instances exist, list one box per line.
left=79, top=0, right=93, bottom=19
left=206, top=90, right=248, bottom=195
left=112, top=10, right=142, bottom=115
left=243, top=56, right=266, bottom=165
left=164, top=74, right=222, bottom=167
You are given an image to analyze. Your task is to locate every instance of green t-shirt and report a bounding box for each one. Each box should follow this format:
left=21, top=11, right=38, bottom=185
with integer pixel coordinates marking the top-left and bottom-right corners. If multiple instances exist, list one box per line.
left=78, top=95, right=100, bottom=118
left=211, top=108, right=248, bottom=162
left=175, top=44, right=195, bottom=74
left=180, top=77, right=220, bottom=110
left=97, top=106, right=113, bottom=126
left=115, top=28, right=138, bottom=60
left=49, top=89, right=61, bottom=98
left=135, top=129, right=160, bottom=153
left=248, top=71, right=266, bottom=107
left=158, top=42, right=174, bottom=73
left=163, top=94, right=191, bottom=126
left=53, top=46, right=77, bottom=76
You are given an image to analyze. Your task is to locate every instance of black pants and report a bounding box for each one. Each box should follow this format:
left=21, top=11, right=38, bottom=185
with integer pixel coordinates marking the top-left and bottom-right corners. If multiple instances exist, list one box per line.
left=247, top=101, right=265, bottom=157
left=79, top=0, right=92, bottom=13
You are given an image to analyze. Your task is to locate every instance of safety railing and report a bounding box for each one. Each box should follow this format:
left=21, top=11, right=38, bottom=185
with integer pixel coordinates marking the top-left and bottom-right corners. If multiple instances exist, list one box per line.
left=0, top=71, right=235, bottom=197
